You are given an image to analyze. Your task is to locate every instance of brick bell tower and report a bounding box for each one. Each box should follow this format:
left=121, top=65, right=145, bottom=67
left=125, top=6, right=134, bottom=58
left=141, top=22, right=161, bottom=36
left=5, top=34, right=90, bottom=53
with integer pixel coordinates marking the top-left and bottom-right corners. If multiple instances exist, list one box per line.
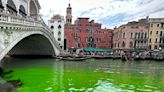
left=66, top=1, right=72, bottom=24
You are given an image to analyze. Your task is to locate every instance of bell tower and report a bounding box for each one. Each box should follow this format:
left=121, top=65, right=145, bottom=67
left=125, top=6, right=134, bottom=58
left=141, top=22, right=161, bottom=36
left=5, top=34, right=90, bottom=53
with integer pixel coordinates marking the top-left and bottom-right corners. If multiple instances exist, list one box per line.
left=66, top=1, right=72, bottom=24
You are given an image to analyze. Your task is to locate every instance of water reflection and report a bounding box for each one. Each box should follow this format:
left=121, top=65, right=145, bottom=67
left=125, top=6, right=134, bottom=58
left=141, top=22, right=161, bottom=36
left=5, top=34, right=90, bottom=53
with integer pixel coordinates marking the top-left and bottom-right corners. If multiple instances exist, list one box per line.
left=2, top=58, right=164, bottom=92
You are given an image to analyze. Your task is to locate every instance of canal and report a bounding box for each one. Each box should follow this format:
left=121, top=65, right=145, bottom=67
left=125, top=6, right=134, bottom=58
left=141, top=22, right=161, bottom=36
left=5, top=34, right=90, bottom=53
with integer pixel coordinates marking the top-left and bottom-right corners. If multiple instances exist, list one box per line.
left=1, top=58, right=164, bottom=92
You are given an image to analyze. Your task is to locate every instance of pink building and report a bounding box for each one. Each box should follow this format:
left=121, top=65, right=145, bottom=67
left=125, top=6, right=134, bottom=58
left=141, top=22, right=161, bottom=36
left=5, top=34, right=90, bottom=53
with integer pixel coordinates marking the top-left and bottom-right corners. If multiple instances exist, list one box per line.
left=113, top=18, right=148, bottom=52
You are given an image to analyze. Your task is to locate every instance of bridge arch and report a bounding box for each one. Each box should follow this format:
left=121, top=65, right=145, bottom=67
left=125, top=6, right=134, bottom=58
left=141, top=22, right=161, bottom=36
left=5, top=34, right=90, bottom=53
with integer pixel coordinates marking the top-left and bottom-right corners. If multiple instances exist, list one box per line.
left=6, top=0, right=17, bottom=15
left=0, top=31, right=60, bottom=62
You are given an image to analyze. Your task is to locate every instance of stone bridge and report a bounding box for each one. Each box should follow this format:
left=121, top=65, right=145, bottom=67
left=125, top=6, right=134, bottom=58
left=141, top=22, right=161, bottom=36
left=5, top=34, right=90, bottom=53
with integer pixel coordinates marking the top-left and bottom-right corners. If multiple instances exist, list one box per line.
left=0, top=12, right=61, bottom=62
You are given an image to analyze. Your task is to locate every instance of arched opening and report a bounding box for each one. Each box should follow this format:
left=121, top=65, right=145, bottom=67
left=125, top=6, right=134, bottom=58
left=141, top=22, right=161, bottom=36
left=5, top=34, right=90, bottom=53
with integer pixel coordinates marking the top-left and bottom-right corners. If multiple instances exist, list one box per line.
left=58, top=25, right=61, bottom=29
left=19, top=5, right=27, bottom=17
left=0, top=0, right=4, bottom=11
left=6, top=0, right=17, bottom=15
left=8, top=34, right=55, bottom=57
left=122, top=41, right=126, bottom=48
left=129, top=41, right=133, bottom=48
left=30, top=0, right=37, bottom=19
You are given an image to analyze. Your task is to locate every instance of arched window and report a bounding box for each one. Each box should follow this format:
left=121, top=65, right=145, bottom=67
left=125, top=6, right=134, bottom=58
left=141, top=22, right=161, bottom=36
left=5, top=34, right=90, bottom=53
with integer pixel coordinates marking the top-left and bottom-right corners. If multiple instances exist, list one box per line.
left=7, top=0, right=17, bottom=15
left=58, top=25, right=61, bottom=29
left=30, top=0, right=37, bottom=19
left=50, top=26, right=54, bottom=29
left=58, top=31, right=61, bottom=36
left=122, top=41, right=126, bottom=47
left=19, top=5, right=26, bottom=17
left=0, top=0, right=4, bottom=11
left=129, top=41, right=133, bottom=48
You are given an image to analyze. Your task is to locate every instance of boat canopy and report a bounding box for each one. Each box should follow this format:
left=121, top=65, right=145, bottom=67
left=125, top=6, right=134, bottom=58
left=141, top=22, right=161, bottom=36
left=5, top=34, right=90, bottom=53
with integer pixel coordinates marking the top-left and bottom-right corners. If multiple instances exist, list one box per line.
left=84, top=48, right=112, bottom=52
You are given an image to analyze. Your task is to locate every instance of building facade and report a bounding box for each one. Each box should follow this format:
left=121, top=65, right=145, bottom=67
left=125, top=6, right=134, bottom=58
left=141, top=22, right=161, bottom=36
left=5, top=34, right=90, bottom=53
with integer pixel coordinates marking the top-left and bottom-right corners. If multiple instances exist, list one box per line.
left=0, top=0, right=40, bottom=20
left=48, top=15, right=65, bottom=50
left=64, top=3, right=112, bottom=49
left=113, top=18, right=148, bottom=51
left=65, top=18, right=113, bottom=49
left=148, top=18, right=164, bottom=50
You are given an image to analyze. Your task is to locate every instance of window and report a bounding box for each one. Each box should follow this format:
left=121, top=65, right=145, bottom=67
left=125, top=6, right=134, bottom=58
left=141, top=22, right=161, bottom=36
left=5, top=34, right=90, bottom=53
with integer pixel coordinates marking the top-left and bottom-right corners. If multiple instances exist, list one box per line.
left=145, top=32, right=147, bottom=38
left=58, top=25, right=61, bottom=29
left=135, top=33, right=137, bottom=38
left=157, top=24, right=160, bottom=27
left=155, top=38, right=158, bottom=43
left=7, top=0, right=17, bottom=15
left=149, top=38, right=151, bottom=43
left=129, top=41, right=133, bottom=47
left=160, top=31, right=163, bottom=36
left=156, top=31, right=158, bottom=35
left=122, top=41, right=126, bottom=47
left=58, top=31, right=61, bottom=36
left=160, top=38, right=162, bottom=43
left=150, top=31, right=152, bottom=35
left=161, top=23, right=164, bottom=28
left=154, top=45, right=157, bottom=49
left=50, top=25, right=54, bottom=29
left=151, top=24, right=153, bottom=27
left=149, top=45, right=151, bottom=49
left=141, top=33, right=144, bottom=39
left=19, top=5, right=26, bottom=17
left=131, top=33, right=133, bottom=38
left=123, top=33, right=126, bottom=39
left=58, top=38, right=61, bottom=41
left=138, top=32, right=140, bottom=39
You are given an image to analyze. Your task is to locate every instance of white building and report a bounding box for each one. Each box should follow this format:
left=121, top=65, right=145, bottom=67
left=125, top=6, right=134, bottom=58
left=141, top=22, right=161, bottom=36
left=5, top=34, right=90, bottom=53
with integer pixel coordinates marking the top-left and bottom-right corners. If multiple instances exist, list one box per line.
left=0, top=0, right=41, bottom=20
left=48, top=15, right=65, bottom=50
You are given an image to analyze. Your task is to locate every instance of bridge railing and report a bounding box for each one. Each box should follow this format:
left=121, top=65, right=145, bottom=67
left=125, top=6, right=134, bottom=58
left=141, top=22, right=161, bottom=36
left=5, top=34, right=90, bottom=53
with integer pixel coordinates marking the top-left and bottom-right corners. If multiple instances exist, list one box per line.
left=0, top=12, right=54, bottom=36
left=0, top=12, right=42, bottom=27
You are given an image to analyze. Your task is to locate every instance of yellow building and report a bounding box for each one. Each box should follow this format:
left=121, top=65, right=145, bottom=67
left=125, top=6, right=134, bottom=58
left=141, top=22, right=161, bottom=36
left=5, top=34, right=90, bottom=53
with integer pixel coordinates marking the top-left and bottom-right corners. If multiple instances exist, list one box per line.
left=148, top=18, right=164, bottom=50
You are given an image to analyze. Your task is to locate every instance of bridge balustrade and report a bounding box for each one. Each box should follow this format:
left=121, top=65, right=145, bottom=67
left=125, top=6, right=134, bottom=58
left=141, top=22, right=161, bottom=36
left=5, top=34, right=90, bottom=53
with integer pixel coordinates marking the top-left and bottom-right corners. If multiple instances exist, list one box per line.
left=0, top=12, right=55, bottom=36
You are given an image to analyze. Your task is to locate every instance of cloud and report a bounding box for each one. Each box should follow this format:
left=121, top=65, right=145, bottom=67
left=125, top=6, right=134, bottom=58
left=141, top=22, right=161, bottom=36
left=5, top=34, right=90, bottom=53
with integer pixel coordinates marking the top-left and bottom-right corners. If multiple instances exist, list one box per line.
left=38, top=0, right=164, bottom=29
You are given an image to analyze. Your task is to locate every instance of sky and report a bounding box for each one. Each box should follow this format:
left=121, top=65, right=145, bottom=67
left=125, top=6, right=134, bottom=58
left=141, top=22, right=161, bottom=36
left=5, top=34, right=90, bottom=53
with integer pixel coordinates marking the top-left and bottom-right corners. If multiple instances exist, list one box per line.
left=38, top=0, right=164, bottom=29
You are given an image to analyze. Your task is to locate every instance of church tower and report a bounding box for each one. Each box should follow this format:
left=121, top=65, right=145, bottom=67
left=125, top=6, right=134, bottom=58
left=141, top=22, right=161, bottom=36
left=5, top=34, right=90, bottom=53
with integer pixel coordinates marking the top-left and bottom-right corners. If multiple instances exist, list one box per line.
left=66, top=2, right=72, bottom=24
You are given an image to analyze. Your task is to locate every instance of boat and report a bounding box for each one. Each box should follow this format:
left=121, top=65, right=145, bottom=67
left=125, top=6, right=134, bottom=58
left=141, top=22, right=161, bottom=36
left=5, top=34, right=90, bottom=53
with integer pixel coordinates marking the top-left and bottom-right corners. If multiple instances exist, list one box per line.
left=59, top=57, right=88, bottom=61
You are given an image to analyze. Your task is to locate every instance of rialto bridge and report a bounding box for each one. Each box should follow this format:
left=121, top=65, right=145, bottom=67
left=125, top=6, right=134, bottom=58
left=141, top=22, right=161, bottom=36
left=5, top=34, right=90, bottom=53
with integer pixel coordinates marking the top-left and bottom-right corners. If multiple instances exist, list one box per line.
left=0, top=0, right=61, bottom=62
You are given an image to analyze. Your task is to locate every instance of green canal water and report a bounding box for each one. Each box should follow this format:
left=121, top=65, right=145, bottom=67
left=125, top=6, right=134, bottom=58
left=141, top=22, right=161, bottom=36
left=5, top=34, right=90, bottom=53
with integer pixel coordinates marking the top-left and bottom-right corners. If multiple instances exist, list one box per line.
left=2, top=58, right=164, bottom=92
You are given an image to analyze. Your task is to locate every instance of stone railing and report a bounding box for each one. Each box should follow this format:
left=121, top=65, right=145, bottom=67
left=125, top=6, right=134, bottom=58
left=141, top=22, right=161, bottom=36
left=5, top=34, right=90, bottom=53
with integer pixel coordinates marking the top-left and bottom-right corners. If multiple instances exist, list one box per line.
left=0, top=12, right=54, bottom=34
left=0, top=12, right=42, bottom=27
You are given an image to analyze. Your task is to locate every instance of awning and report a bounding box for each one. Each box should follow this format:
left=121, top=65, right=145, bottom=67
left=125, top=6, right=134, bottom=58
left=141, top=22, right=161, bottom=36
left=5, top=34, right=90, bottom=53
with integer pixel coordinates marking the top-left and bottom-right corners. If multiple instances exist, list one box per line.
left=84, top=48, right=112, bottom=52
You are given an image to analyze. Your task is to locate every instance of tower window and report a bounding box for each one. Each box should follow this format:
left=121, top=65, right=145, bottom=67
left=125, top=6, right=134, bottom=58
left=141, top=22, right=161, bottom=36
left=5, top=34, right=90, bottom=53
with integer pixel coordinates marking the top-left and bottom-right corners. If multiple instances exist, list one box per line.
left=50, top=26, right=54, bottom=29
